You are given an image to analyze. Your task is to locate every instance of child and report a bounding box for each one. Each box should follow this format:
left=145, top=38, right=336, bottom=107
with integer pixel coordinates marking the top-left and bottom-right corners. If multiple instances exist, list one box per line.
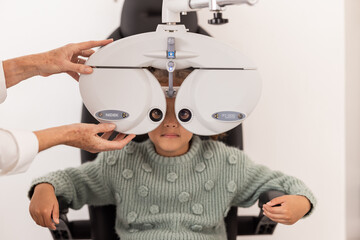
left=28, top=69, right=316, bottom=239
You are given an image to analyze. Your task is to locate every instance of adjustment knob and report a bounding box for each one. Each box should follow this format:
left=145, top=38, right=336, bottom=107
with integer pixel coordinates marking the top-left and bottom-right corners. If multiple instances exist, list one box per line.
left=208, top=12, right=229, bottom=25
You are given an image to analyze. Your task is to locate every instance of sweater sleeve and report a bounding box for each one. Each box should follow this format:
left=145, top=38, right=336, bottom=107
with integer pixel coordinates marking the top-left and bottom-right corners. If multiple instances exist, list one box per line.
left=28, top=153, right=115, bottom=210
left=232, top=151, right=316, bottom=215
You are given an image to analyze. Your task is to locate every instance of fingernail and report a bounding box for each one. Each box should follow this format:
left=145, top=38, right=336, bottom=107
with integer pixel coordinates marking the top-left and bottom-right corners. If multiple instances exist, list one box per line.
left=85, top=67, right=92, bottom=73
left=266, top=201, right=271, bottom=205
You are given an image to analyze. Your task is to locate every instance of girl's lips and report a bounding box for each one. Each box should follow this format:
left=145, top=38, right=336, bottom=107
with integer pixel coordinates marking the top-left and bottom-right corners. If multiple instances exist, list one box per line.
left=161, top=134, right=180, bottom=138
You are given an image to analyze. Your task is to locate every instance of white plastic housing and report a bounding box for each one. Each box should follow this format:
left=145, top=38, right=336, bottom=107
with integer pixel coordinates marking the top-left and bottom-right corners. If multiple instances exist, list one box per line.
left=79, top=24, right=261, bottom=135
left=79, top=69, right=166, bottom=134
left=175, top=69, right=261, bottom=135
left=84, top=25, right=257, bottom=70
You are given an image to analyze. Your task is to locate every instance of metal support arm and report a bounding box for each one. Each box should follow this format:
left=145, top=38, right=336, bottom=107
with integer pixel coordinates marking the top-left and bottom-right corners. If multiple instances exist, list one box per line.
left=162, top=0, right=258, bottom=23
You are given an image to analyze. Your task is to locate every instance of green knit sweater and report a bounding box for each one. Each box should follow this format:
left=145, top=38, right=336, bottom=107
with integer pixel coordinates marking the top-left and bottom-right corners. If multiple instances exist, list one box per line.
left=29, top=136, right=316, bottom=240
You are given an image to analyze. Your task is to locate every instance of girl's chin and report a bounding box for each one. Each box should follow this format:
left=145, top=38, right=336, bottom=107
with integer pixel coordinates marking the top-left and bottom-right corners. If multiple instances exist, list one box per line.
left=161, top=135, right=180, bottom=139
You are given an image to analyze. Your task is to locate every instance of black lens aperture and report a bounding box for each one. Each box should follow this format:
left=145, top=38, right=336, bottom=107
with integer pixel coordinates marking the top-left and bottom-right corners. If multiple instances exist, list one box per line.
left=149, top=108, right=163, bottom=122
left=178, top=109, right=192, bottom=122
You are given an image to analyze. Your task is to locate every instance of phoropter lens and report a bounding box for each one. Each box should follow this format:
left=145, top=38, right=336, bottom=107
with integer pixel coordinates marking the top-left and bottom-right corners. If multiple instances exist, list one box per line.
left=149, top=108, right=163, bottom=122
left=178, top=109, right=192, bottom=122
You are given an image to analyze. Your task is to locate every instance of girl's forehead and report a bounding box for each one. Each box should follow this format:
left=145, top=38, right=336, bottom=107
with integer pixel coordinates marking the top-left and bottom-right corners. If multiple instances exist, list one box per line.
left=150, top=68, right=193, bottom=87
left=159, top=78, right=183, bottom=87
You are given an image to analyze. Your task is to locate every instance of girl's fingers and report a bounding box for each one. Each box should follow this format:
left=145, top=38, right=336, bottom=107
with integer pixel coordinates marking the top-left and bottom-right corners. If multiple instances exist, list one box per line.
left=263, top=204, right=285, bottom=214
left=29, top=207, right=36, bottom=222
left=49, top=222, right=56, bottom=230
left=265, top=215, right=289, bottom=225
left=33, top=214, right=40, bottom=226
left=52, top=202, right=60, bottom=225
left=266, top=196, right=286, bottom=207
left=44, top=210, right=55, bottom=229
left=263, top=210, right=285, bottom=221
left=39, top=214, right=46, bottom=228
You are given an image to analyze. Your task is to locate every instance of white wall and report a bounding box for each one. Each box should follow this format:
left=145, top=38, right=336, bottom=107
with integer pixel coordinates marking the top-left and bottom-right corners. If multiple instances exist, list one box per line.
left=345, top=0, right=360, bottom=239
left=198, top=0, right=346, bottom=239
left=0, top=0, right=123, bottom=239
left=0, top=0, right=352, bottom=239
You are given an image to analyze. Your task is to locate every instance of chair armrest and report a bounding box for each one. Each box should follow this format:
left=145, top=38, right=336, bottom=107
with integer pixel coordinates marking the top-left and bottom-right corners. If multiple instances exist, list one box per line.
left=237, top=190, right=286, bottom=236
left=258, top=190, right=285, bottom=208
left=49, top=197, right=91, bottom=240
left=255, top=190, right=285, bottom=234
left=57, top=196, right=70, bottom=214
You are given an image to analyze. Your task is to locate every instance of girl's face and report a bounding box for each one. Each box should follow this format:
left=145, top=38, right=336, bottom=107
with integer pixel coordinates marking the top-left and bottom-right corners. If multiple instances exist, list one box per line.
left=148, top=96, right=193, bottom=157
left=148, top=69, right=193, bottom=157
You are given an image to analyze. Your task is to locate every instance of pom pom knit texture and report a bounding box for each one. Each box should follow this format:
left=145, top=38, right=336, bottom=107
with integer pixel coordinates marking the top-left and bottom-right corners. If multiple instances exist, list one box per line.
left=30, top=136, right=316, bottom=240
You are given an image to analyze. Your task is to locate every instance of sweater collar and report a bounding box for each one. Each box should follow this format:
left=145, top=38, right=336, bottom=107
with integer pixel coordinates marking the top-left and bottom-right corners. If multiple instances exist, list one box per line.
left=145, top=135, right=201, bottom=165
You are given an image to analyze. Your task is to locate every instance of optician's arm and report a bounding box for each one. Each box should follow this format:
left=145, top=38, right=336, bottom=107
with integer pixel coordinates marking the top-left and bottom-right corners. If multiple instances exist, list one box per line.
left=0, top=123, right=135, bottom=176
left=0, top=39, right=123, bottom=176
left=0, top=39, right=113, bottom=104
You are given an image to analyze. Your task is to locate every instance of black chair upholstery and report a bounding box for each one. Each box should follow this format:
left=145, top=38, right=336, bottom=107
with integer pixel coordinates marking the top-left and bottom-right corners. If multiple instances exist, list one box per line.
left=49, top=0, right=285, bottom=239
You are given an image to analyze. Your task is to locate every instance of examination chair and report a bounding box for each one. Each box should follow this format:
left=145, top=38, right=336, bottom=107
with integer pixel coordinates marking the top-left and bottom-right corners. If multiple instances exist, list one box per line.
left=49, top=0, right=285, bottom=239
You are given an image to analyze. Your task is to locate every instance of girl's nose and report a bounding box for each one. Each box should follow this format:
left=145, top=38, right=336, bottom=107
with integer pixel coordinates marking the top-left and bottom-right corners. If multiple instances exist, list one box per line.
left=163, top=113, right=179, bottom=128
left=163, top=121, right=178, bottom=128
left=163, top=98, right=178, bottom=127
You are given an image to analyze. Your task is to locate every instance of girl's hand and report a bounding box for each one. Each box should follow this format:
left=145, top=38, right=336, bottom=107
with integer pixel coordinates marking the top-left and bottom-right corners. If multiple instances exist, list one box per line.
left=29, top=183, right=59, bottom=230
left=262, top=195, right=311, bottom=225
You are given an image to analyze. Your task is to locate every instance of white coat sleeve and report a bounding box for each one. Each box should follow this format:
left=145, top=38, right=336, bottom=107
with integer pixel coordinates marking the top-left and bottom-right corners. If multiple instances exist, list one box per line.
left=0, top=61, right=7, bottom=104
left=0, top=129, right=39, bottom=176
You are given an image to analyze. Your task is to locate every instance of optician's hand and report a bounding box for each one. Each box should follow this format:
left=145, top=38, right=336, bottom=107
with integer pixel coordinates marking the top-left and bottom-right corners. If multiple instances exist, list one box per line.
left=36, top=39, right=113, bottom=81
left=262, top=195, right=312, bottom=225
left=29, top=183, right=59, bottom=230
left=34, top=123, right=136, bottom=153
left=3, top=39, right=113, bottom=87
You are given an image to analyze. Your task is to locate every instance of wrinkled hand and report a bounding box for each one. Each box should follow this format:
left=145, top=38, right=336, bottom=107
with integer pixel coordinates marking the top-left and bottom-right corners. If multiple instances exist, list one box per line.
left=29, top=183, right=59, bottom=230
left=37, top=39, right=113, bottom=81
left=34, top=123, right=136, bottom=153
left=262, top=195, right=311, bottom=225
left=64, top=123, right=136, bottom=153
